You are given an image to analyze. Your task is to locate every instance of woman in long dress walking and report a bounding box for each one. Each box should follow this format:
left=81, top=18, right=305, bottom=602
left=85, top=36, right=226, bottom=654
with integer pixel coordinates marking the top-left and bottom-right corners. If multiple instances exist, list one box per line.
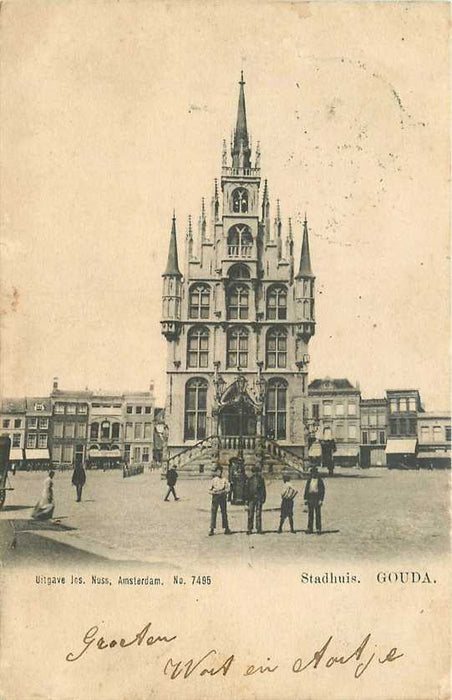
left=31, top=469, right=55, bottom=520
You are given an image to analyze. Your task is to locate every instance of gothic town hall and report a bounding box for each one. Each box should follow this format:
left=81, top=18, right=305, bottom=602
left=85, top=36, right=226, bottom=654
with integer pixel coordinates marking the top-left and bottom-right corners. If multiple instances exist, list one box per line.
left=161, top=74, right=315, bottom=477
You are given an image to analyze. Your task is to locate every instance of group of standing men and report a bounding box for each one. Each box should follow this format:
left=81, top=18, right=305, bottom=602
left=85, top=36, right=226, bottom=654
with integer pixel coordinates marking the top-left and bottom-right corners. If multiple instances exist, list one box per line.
left=207, top=464, right=325, bottom=536
left=164, top=462, right=325, bottom=536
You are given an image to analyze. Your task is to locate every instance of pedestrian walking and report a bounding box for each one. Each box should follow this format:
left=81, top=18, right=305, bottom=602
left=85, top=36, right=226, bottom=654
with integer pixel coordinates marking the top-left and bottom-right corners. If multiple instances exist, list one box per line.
left=304, top=466, right=325, bottom=534
left=31, top=469, right=55, bottom=521
left=72, top=462, right=86, bottom=502
left=209, top=466, right=231, bottom=536
left=245, top=466, right=266, bottom=534
left=164, top=465, right=179, bottom=501
left=278, top=473, right=297, bottom=533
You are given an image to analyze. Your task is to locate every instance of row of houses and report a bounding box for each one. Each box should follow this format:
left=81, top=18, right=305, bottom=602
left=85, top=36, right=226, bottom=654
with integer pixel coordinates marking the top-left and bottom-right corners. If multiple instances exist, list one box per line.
left=308, top=379, right=451, bottom=468
left=1, top=376, right=450, bottom=471
left=0, top=379, right=163, bottom=471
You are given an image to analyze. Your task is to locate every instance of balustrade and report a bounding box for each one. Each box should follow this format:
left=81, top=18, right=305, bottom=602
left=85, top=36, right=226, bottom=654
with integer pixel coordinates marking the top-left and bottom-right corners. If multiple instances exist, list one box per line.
left=222, top=166, right=260, bottom=177
left=227, top=245, right=252, bottom=258
left=222, top=436, right=256, bottom=450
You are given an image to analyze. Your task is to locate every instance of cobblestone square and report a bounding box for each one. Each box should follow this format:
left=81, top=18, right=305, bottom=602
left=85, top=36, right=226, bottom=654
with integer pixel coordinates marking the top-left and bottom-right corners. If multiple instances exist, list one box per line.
left=1, top=468, right=449, bottom=569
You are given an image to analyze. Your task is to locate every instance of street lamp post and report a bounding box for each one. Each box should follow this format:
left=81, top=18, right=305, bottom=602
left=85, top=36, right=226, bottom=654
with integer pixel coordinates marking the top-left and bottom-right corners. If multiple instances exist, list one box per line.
left=255, top=361, right=266, bottom=471
left=155, top=422, right=170, bottom=475
left=212, top=361, right=226, bottom=468
left=296, top=353, right=313, bottom=471
left=236, top=370, right=247, bottom=462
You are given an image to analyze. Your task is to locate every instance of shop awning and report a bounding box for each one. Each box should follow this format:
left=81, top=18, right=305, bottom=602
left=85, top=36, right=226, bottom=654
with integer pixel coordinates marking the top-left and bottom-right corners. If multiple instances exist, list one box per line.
left=9, top=448, right=24, bottom=461
left=89, top=449, right=121, bottom=459
left=385, top=439, right=417, bottom=455
left=417, top=450, right=451, bottom=459
left=334, top=445, right=360, bottom=457
left=308, top=443, right=322, bottom=457
left=25, top=449, right=50, bottom=460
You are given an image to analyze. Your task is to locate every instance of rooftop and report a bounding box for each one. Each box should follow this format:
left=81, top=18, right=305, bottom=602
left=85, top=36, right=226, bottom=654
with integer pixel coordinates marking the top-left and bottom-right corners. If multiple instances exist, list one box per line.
left=309, top=378, right=359, bottom=392
left=0, top=398, right=27, bottom=413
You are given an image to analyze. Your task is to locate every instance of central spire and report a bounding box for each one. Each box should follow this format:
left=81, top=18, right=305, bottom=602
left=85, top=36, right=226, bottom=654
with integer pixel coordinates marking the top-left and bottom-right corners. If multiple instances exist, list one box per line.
left=232, top=71, right=251, bottom=169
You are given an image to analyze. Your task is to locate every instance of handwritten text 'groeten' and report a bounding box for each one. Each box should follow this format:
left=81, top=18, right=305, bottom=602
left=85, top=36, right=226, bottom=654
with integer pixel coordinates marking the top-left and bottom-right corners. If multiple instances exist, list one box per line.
left=65, top=622, right=404, bottom=680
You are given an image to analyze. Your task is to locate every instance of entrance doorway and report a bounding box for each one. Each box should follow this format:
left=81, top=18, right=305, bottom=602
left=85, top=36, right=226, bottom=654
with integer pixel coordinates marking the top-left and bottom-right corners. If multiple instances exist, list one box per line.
left=220, top=402, right=256, bottom=437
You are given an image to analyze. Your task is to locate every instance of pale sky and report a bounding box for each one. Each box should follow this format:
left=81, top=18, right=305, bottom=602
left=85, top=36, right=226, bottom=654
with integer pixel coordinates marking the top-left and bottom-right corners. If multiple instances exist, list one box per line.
left=0, top=2, right=449, bottom=410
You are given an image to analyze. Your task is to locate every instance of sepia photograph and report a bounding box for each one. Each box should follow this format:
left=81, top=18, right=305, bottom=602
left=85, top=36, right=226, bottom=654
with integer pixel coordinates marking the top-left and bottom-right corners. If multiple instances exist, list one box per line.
left=0, top=2, right=450, bottom=699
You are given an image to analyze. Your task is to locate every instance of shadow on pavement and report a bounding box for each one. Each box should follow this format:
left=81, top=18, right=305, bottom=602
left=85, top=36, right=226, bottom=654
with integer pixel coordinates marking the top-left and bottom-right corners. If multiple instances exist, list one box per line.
left=1, top=531, right=147, bottom=567
left=1, top=505, right=34, bottom=511
left=324, top=473, right=383, bottom=479
left=215, top=528, right=341, bottom=536
left=10, top=518, right=77, bottom=532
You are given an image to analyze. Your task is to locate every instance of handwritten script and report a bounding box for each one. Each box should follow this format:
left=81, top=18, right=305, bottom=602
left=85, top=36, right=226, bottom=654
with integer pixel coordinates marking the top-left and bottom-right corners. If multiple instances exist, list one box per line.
left=66, top=622, right=404, bottom=680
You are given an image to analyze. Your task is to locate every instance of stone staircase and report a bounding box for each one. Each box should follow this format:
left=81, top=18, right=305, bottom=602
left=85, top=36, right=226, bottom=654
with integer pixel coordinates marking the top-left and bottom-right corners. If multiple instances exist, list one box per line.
left=164, top=436, right=309, bottom=480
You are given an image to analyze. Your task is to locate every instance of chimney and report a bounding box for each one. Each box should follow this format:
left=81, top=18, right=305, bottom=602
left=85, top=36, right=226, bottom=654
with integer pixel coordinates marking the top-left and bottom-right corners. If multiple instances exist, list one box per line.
left=53, top=377, right=59, bottom=391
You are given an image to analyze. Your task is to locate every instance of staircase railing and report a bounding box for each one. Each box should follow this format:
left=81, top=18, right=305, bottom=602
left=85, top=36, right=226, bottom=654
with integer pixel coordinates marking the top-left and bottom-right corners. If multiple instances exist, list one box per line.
left=222, top=436, right=256, bottom=450
left=264, top=438, right=308, bottom=476
left=165, top=435, right=308, bottom=476
left=166, top=435, right=215, bottom=472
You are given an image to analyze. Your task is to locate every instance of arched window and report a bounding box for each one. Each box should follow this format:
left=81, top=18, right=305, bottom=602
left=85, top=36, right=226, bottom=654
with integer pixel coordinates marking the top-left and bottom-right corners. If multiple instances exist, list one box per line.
left=101, top=421, right=110, bottom=440
left=266, top=379, right=287, bottom=440
left=227, top=327, right=249, bottom=368
left=187, top=327, right=209, bottom=368
left=111, top=423, right=120, bottom=440
left=267, top=285, right=287, bottom=320
left=185, top=378, right=208, bottom=441
left=90, top=422, right=99, bottom=439
left=266, top=328, right=287, bottom=368
left=232, top=188, right=248, bottom=213
left=227, top=224, right=252, bottom=258
left=189, top=284, right=210, bottom=319
left=228, top=263, right=250, bottom=280
left=227, top=284, right=249, bottom=320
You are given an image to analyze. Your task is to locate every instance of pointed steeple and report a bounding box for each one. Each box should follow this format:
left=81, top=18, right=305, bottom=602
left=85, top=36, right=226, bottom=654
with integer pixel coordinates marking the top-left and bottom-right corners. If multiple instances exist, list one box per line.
left=232, top=71, right=251, bottom=169
left=261, top=179, right=268, bottom=222
left=185, top=214, right=194, bottom=258
left=163, top=212, right=182, bottom=277
left=199, top=198, right=207, bottom=241
left=274, top=199, right=282, bottom=243
left=296, top=215, right=314, bottom=278
left=255, top=140, right=261, bottom=169
left=211, top=179, right=220, bottom=224
left=285, top=217, right=294, bottom=259
left=286, top=217, right=294, bottom=284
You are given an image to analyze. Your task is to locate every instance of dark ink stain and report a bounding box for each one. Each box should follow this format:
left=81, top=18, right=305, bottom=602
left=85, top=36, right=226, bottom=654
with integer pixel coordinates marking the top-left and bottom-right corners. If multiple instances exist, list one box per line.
left=11, top=287, right=19, bottom=312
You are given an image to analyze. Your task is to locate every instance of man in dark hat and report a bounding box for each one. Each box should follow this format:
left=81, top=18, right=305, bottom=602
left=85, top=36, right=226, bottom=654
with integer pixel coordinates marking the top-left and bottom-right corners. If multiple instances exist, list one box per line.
left=304, top=465, right=325, bottom=534
left=245, top=465, right=266, bottom=534
left=208, top=466, right=231, bottom=536
left=72, top=459, right=86, bottom=502
left=164, top=465, right=179, bottom=501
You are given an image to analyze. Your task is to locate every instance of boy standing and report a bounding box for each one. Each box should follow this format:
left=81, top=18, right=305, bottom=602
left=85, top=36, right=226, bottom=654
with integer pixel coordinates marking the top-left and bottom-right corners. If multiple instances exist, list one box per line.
left=209, top=466, right=232, bottom=536
left=278, top=472, right=297, bottom=533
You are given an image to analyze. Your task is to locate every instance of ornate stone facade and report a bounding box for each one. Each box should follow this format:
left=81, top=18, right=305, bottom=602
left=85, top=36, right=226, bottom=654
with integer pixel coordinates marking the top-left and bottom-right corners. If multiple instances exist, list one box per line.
left=161, top=74, right=315, bottom=468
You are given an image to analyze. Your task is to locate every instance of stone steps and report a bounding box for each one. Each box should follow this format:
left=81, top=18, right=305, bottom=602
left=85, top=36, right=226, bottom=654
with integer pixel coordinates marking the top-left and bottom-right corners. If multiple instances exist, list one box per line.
left=164, top=448, right=306, bottom=480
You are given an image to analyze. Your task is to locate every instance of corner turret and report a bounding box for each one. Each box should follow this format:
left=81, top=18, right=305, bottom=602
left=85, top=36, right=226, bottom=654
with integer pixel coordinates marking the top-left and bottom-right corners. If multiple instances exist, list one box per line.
left=161, top=214, right=183, bottom=340
left=295, top=216, right=315, bottom=341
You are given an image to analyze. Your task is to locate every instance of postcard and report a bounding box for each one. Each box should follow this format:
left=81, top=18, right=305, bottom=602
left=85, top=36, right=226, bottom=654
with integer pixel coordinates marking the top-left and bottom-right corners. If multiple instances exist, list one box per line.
left=0, top=2, right=450, bottom=699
